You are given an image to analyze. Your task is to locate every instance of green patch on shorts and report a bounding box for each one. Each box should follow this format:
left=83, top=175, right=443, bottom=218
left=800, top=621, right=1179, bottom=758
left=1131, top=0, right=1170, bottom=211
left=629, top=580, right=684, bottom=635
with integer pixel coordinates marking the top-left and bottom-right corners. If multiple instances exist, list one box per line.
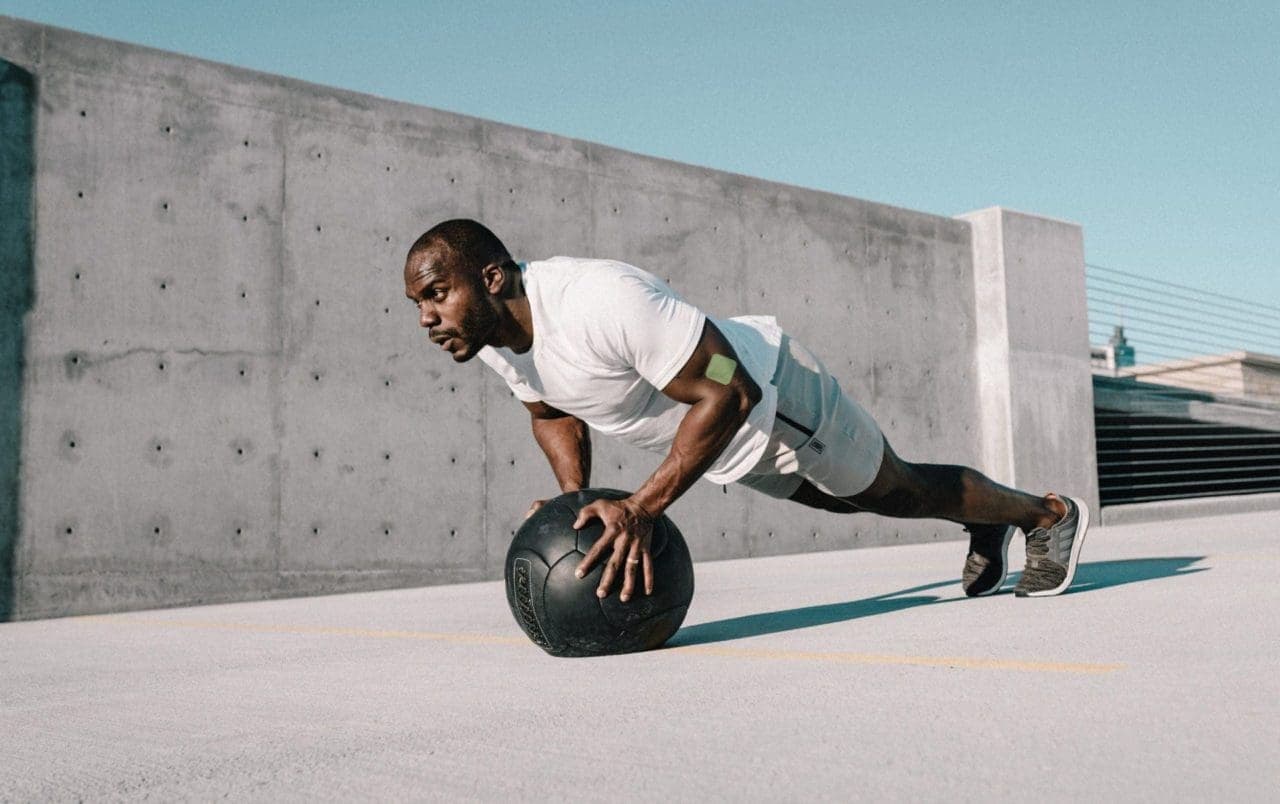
left=706, top=353, right=737, bottom=385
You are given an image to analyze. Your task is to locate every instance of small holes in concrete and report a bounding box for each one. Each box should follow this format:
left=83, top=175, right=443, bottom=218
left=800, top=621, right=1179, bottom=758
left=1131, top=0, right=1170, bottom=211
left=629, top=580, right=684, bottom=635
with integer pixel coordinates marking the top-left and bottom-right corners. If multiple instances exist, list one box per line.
left=385, top=236, right=391, bottom=242
left=385, top=165, right=391, bottom=172
left=76, top=191, right=84, bottom=199
left=312, top=526, right=320, bottom=535
left=448, top=385, right=456, bottom=393
left=79, top=110, right=86, bottom=117
left=449, top=456, right=456, bottom=464
left=509, top=458, right=515, bottom=466
left=450, top=529, right=457, bottom=537
left=74, top=272, right=81, bottom=280
left=312, top=373, right=321, bottom=382
left=315, top=225, right=322, bottom=232
left=163, top=125, right=172, bottom=134
left=157, top=361, right=165, bottom=371
left=449, top=177, right=455, bottom=184
left=242, top=215, right=248, bottom=222
left=66, top=527, right=74, bottom=535
left=161, top=202, right=169, bottom=210
left=383, top=452, right=391, bottom=461
left=160, top=282, right=167, bottom=290
left=312, top=449, right=321, bottom=459
left=315, top=299, right=321, bottom=306
left=69, top=439, right=76, bottom=449
left=508, top=188, right=514, bottom=194
left=243, top=140, right=250, bottom=147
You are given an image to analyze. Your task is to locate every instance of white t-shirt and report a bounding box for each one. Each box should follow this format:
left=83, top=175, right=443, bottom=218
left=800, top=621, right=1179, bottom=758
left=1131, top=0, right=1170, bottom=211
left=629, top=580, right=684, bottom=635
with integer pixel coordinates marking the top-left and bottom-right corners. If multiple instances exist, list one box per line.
left=477, top=256, right=781, bottom=484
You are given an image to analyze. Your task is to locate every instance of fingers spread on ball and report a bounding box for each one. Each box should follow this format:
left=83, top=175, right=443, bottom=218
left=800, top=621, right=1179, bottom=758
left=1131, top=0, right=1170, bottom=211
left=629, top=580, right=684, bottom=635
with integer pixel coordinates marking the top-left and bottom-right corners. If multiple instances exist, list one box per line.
left=621, top=540, right=643, bottom=602
left=598, top=535, right=629, bottom=598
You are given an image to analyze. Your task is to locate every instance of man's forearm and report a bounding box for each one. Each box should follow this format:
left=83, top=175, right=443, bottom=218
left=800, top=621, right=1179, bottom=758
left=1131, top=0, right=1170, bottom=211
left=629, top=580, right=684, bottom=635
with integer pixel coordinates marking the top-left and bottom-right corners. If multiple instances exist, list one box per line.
left=630, top=391, right=753, bottom=516
left=531, top=415, right=592, bottom=492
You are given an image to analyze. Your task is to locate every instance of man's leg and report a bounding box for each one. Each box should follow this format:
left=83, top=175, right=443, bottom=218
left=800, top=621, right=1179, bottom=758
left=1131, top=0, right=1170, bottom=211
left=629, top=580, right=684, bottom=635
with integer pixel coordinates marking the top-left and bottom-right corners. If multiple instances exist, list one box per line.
left=767, top=333, right=1087, bottom=596
left=787, top=440, right=1088, bottom=596
left=845, top=440, right=1063, bottom=531
left=786, top=440, right=1061, bottom=528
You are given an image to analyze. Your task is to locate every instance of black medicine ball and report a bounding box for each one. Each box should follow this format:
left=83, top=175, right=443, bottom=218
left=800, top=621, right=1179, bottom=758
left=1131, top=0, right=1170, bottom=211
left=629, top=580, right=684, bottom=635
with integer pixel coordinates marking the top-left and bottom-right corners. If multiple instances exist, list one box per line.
left=504, top=488, right=695, bottom=657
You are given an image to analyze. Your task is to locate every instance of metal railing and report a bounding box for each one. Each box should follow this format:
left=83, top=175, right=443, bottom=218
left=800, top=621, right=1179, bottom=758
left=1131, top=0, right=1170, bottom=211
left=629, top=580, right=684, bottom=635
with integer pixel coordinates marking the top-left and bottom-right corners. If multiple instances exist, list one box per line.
left=1085, top=263, right=1280, bottom=505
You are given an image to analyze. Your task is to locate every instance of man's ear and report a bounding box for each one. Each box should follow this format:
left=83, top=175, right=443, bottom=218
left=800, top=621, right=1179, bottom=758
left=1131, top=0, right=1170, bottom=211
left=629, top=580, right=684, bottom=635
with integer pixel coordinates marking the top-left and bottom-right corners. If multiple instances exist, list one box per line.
left=480, top=263, right=507, bottom=295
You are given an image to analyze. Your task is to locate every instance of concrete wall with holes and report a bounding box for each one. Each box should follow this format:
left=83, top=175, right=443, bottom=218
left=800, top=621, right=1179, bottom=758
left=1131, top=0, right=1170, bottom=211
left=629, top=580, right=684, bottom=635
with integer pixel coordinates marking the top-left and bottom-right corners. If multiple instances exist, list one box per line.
left=0, top=17, right=1097, bottom=620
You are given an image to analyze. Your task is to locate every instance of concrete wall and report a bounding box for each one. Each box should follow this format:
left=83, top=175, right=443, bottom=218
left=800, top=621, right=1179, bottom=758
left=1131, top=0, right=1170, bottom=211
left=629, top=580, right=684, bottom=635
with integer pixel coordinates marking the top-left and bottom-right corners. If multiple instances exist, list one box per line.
left=0, top=17, right=1097, bottom=620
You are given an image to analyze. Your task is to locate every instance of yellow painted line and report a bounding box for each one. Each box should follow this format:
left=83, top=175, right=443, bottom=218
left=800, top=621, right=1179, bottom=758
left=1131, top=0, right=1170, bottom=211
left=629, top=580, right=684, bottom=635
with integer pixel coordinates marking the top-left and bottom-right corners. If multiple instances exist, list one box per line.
left=83, top=616, right=1121, bottom=674
left=668, top=644, right=1124, bottom=674
left=81, top=616, right=526, bottom=646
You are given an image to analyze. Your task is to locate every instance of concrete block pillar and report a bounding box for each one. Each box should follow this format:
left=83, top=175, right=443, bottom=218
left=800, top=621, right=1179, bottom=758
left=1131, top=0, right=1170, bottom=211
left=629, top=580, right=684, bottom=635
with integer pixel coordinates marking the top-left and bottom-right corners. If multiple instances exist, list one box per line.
left=957, top=207, right=1100, bottom=513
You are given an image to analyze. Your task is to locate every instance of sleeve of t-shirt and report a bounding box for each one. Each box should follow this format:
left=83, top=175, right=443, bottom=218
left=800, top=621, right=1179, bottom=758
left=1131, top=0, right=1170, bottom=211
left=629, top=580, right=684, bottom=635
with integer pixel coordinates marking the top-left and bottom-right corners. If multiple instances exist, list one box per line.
left=586, top=271, right=707, bottom=390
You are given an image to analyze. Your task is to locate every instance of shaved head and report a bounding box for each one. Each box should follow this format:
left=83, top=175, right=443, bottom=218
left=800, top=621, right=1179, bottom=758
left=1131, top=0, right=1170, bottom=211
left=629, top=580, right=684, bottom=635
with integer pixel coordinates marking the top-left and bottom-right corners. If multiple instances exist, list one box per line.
left=406, top=219, right=513, bottom=281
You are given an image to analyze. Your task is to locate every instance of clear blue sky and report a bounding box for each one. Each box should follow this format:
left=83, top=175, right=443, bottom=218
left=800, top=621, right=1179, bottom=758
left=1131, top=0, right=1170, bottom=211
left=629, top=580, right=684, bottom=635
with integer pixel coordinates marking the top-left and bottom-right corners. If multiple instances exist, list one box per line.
left=5, top=1, right=1278, bottom=315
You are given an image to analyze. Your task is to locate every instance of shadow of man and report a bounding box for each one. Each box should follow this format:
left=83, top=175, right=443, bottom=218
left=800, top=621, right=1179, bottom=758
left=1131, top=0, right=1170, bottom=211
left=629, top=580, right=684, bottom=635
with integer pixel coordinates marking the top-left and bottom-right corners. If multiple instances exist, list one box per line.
left=668, top=556, right=1207, bottom=648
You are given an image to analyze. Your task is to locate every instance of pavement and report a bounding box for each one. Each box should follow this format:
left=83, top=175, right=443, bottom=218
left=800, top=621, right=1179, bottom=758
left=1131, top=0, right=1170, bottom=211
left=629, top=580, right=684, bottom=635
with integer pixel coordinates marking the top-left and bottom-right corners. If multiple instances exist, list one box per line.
left=2, top=508, right=1278, bottom=802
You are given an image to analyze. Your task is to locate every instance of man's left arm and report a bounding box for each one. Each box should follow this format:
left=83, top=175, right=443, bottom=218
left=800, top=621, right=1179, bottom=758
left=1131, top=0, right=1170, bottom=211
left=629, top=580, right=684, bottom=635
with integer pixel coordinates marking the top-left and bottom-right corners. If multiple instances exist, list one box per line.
left=574, top=319, right=761, bottom=601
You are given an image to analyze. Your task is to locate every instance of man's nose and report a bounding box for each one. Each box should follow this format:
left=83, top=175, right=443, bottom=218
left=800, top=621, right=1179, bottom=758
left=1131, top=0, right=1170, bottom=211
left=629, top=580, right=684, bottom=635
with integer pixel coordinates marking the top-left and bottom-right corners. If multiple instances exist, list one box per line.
left=418, top=302, right=439, bottom=328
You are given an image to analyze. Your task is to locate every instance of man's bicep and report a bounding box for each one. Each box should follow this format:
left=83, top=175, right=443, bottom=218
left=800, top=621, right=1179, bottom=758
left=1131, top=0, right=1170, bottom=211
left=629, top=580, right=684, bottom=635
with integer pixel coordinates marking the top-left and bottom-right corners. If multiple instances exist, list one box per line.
left=660, top=320, right=761, bottom=406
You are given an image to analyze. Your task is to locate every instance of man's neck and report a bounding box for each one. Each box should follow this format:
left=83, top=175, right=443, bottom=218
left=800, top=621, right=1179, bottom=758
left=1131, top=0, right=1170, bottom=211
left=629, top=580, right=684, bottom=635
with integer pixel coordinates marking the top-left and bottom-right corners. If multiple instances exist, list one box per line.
left=501, top=295, right=534, bottom=354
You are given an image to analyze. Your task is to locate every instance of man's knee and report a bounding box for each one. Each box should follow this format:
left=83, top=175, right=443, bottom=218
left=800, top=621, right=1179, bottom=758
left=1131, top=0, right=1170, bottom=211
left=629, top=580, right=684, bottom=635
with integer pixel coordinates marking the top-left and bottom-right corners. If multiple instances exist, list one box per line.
left=787, top=479, right=864, bottom=514
left=844, top=444, right=932, bottom=517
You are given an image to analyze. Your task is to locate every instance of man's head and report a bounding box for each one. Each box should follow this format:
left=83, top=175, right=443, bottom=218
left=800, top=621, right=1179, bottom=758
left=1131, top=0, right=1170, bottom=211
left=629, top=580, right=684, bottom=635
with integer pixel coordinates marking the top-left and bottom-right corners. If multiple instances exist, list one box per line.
left=404, top=219, right=516, bottom=363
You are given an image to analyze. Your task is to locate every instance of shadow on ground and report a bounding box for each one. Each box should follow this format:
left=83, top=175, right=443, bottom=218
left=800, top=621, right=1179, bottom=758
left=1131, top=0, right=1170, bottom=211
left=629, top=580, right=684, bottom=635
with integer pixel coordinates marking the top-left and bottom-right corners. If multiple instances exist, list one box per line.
left=666, top=556, right=1207, bottom=648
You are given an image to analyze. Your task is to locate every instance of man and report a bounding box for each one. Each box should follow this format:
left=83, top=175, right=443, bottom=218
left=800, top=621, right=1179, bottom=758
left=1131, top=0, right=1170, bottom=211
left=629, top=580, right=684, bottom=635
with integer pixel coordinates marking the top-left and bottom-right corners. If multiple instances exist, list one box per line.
left=404, top=219, right=1088, bottom=604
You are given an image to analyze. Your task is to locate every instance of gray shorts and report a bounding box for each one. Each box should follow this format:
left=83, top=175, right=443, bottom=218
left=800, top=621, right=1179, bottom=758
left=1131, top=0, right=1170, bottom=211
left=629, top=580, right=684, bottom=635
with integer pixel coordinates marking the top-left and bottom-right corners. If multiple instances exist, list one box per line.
left=736, top=335, right=886, bottom=500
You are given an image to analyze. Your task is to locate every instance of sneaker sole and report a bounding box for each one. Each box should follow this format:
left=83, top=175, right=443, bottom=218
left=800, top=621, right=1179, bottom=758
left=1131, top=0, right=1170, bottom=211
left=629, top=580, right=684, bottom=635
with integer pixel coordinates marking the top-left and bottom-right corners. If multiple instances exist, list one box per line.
left=967, top=525, right=1014, bottom=597
left=1020, top=496, right=1090, bottom=597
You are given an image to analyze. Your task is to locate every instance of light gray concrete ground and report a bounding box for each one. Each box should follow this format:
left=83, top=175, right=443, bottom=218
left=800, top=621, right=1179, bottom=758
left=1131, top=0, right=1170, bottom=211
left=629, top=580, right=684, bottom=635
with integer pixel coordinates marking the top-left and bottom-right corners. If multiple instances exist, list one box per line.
left=3, top=509, right=1277, bottom=802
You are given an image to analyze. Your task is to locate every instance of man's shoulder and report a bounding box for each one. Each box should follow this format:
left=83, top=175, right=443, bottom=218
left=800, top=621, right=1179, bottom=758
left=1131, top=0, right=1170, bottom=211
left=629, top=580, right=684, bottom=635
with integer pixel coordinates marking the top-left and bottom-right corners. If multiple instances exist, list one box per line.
left=528, top=257, right=667, bottom=312
left=528, top=256, right=652, bottom=284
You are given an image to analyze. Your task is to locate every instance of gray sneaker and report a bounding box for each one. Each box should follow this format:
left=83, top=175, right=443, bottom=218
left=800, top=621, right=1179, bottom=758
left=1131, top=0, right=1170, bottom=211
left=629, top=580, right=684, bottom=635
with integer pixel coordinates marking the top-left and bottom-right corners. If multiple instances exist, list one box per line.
left=1014, top=495, right=1090, bottom=597
left=961, top=524, right=1015, bottom=597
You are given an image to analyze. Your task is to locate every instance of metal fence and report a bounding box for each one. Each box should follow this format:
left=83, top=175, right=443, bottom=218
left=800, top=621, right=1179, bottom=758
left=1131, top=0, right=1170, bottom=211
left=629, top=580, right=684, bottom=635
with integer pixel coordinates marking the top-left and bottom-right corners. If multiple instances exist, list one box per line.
left=1085, top=263, right=1280, bottom=505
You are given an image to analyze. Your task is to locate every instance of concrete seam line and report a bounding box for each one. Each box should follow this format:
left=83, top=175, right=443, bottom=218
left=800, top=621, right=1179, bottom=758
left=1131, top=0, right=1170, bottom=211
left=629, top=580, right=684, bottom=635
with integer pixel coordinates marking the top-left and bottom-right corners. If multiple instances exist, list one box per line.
left=80, top=616, right=1123, bottom=673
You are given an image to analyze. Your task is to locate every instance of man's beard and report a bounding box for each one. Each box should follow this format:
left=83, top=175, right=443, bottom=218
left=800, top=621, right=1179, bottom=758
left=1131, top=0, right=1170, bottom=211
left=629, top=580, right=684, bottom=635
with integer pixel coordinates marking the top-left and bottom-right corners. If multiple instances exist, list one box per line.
left=448, top=300, right=500, bottom=362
